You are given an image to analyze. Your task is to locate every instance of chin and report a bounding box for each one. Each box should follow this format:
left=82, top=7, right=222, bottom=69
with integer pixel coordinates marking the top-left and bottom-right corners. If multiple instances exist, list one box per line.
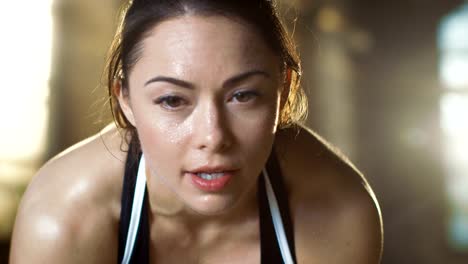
left=186, top=194, right=238, bottom=216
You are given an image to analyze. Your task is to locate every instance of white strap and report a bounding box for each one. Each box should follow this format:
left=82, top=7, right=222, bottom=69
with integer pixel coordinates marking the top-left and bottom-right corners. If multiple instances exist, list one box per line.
left=120, top=158, right=293, bottom=263
left=121, top=155, right=147, bottom=264
left=263, top=168, right=295, bottom=264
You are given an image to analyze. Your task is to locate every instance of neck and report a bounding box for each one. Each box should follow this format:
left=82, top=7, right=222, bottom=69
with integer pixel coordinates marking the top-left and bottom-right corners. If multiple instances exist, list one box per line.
left=145, top=171, right=259, bottom=234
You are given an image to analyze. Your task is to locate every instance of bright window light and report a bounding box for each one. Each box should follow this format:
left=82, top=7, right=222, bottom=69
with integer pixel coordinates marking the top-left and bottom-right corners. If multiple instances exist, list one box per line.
left=440, top=54, right=468, bottom=90
left=438, top=2, right=468, bottom=251
left=440, top=93, right=468, bottom=189
left=439, top=3, right=468, bottom=90
left=440, top=94, right=468, bottom=251
left=0, top=0, right=53, bottom=240
left=0, top=1, right=52, bottom=162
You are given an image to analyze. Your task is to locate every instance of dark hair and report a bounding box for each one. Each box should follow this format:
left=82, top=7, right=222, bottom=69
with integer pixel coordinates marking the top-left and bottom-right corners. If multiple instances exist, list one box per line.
left=106, top=0, right=307, bottom=143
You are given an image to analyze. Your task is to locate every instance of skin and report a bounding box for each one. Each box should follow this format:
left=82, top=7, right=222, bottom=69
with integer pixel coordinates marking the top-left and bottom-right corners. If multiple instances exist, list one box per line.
left=120, top=16, right=282, bottom=219
left=10, top=15, right=383, bottom=264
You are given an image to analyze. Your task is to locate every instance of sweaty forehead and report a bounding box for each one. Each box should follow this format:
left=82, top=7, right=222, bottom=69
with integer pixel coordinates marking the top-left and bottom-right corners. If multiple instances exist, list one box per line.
left=130, top=15, right=280, bottom=85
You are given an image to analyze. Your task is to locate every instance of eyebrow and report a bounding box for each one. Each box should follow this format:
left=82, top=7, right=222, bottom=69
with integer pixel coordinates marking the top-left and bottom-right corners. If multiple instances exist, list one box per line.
left=144, top=70, right=271, bottom=89
left=144, top=76, right=194, bottom=89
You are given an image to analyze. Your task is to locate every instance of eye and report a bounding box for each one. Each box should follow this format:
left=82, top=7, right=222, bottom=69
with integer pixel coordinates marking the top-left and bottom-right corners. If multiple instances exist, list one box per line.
left=153, top=95, right=187, bottom=110
left=231, top=90, right=259, bottom=103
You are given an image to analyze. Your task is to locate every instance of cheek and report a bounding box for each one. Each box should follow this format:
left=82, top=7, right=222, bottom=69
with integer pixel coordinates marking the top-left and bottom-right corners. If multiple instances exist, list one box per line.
left=232, top=96, right=281, bottom=150
left=151, top=115, right=193, bottom=145
left=235, top=92, right=281, bottom=132
left=131, top=99, right=193, bottom=161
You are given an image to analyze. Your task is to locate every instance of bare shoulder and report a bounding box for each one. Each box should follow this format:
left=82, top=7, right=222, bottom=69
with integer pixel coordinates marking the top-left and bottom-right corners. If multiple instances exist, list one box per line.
left=10, top=124, right=127, bottom=264
left=275, top=125, right=383, bottom=264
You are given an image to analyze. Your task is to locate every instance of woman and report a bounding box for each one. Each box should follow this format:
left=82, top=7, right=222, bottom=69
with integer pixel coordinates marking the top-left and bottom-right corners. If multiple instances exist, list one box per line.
left=10, top=0, right=383, bottom=263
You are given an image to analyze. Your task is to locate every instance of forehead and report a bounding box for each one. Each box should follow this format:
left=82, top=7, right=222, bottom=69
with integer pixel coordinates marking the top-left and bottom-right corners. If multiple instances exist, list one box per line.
left=129, top=15, right=280, bottom=84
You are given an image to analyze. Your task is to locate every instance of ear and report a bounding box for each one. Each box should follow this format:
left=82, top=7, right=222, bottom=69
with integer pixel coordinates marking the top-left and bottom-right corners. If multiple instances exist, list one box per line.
left=114, top=79, right=136, bottom=127
left=280, top=68, right=292, bottom=110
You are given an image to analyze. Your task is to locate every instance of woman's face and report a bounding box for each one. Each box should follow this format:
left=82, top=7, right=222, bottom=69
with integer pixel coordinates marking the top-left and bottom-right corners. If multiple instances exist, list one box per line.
left=120, top=15, right=283, bottom=215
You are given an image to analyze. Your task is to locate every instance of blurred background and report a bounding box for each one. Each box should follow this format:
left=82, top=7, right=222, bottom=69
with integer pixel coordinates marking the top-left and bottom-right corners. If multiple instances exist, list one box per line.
left=0, top=0, right=467, bottom=263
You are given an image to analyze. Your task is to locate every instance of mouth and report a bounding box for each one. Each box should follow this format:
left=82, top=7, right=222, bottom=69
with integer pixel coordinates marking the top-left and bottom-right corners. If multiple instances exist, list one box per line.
left=194, top=172, right=226, bottom=180
left=186, top=168, right=238, bottom=192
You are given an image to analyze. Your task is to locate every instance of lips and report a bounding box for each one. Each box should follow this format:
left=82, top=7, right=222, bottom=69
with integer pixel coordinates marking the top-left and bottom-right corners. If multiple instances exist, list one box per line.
left=186, top=166, right=237, bottom=192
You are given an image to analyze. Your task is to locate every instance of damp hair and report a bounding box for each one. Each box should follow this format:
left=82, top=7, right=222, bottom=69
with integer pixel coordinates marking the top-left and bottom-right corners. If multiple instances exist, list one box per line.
left=105, top=0, right=308, bottom=145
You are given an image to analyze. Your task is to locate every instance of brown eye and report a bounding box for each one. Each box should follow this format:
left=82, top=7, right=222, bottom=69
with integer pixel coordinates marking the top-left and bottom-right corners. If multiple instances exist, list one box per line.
left=231, top=91, right=259, bottom=103
left=154, top=95, right=187, bottom=110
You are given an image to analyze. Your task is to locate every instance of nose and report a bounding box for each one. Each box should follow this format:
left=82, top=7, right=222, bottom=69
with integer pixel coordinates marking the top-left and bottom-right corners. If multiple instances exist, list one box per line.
left=193, top=101, right=232, bottom=152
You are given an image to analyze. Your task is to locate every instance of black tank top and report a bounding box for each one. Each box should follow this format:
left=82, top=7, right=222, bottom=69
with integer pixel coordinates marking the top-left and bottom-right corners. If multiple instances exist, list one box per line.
left=117, top=140, right=297, bottom=263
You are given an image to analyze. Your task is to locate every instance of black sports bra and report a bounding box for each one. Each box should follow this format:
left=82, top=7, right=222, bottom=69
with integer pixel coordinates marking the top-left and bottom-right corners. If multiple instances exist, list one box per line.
left=117, top=140, right=297, bottom=263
